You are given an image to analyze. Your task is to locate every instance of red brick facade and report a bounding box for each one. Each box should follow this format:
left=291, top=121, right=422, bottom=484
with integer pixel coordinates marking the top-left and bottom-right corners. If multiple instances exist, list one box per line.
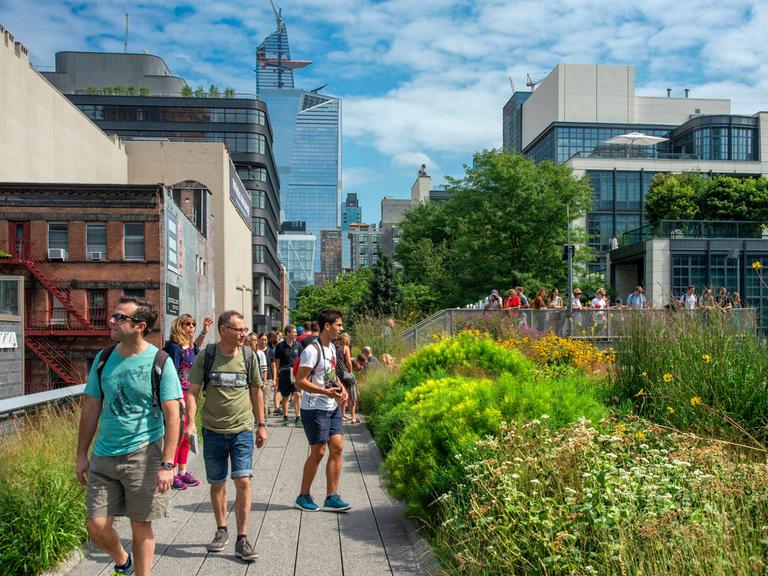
left=0, top=183, right=167, bottom=392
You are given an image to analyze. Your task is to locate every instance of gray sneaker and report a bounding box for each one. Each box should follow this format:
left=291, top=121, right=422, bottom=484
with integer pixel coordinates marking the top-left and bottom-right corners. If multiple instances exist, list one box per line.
left=208, top=528, right=229, bottom=552
left=235, top=538, right=258, bottom=561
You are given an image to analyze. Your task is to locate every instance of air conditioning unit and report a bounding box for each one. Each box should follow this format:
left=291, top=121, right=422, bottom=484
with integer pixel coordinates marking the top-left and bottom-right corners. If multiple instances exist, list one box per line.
left=89, top=251, right=105, bottom=261
left=48, top=248, right=68, bottom=261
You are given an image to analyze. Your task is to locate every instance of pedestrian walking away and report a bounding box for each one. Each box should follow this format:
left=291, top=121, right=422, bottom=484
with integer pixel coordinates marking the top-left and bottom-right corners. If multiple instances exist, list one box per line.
left=294, top=309, right=351, bottom=513
left=273, top=324, right=303, bottom=427
left=185, top=310, right=268, bottom=563
left=163, top=313, right=213, bottom=490
left=76, top=296, right=182, bottom=576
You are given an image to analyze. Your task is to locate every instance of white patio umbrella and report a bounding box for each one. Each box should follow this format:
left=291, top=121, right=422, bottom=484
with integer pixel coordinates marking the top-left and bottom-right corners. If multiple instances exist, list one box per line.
left=604, top=132, right=669, bottom=156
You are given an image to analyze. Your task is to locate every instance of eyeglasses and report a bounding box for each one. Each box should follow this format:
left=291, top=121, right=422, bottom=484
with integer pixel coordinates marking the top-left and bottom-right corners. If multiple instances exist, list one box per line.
left=224, top=325, right=249, bottom=335
left=112, top=312, right=141, bottom=323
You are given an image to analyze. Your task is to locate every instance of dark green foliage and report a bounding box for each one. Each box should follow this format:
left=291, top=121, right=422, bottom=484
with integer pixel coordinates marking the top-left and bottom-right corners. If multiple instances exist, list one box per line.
left=646, top=172, right=768, bottom=223
left=293, top=268, right=372, bottom=325
left=396, top=150, right=593, bottom=308
left=359, top=253, right=402, bottom=317
left=181, top=85, right=193, bottom=97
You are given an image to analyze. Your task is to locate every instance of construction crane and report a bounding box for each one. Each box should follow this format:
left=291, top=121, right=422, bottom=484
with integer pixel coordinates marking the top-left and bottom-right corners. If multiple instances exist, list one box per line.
left=526, top=73, right=542, bottom=91
left=267, top=0, right=283, bottom=29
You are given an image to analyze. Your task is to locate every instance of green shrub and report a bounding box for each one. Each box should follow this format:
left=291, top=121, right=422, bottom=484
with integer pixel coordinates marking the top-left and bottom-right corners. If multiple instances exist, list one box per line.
left=611, top=311, right=768, bottom=446
left=349, top=314, right=406, bottom=360
left=362, top=333, right=534, bottom=454
left=0, top=406, right=87, bottom=575
left=434, top=416, right=768, bottom=576
left=384, top=372, right=608, bottom=520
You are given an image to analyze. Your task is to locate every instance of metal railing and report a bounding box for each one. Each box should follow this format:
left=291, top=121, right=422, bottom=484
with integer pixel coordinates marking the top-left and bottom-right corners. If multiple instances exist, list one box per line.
left=401, top=307, right=757, bottom=349
left=622, top=220, right=767, bottom=244
left=569, top=149, right=703, bottom=161
left=0, top=384, right=84, bottom=418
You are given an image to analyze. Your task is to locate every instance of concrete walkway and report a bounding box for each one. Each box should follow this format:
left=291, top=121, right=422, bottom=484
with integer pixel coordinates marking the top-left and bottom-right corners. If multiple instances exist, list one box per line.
left=64, top=414, right=440, bottom=576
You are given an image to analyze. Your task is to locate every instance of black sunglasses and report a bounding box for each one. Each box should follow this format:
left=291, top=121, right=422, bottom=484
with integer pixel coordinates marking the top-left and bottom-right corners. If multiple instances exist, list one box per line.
left=112, top=312, right=142, bottom=323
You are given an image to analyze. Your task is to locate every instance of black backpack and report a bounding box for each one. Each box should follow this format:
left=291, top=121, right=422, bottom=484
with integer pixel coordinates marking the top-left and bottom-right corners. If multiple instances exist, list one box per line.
left=96, top=344, right=178, bottom=421
left=201, top=343, right=256, bottom=392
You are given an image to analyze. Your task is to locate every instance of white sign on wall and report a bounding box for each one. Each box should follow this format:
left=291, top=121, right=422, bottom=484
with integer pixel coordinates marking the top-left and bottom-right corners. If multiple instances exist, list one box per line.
left=0, top=331, right=18, bottom=349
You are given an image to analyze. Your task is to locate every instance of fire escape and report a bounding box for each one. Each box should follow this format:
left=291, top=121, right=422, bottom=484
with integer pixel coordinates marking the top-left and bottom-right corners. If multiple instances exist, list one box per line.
left=0, top=251, right=109, bottom=388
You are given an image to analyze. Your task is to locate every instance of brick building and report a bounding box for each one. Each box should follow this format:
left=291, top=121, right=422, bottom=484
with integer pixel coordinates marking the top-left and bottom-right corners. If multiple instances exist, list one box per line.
left=0, top=182, right=213, bottom=392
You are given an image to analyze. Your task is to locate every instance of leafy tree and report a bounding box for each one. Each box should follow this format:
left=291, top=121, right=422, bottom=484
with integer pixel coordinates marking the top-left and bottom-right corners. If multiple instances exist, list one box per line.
left=102, top=86, right=114, bottom=95
left=396, top=150, right=593, bottom=308
left=126, top=85, right=136, bottom=96
left=181, top=85, right=193, bottom=97
left=194, top=85, right=206, bottom=98
left=224, top=87, right=236, bottom=98
left=293, top=268, right=372, bottom=325
left=112, top=85, right=125, bottom=95
left=645, top=172, right=703, bottom=222
left=359, top=253, right=402, bottom=317
left=400, top=282, right=441, bottom=324
left=700, top=175, right=751, bottom=220
left=86, top=85, right=98, bottom=95
left=139, top=86, right=150, bottom=96
left=209, top=84, right=220, bottom=98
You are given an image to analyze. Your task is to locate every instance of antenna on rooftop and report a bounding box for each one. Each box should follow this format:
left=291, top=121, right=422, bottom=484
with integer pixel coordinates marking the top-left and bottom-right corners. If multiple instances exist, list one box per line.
left=508, top=77, right=516, bottom=93
left=526, top=73, right=541, bottom=91
left=124, top=12, right=128, bottom=53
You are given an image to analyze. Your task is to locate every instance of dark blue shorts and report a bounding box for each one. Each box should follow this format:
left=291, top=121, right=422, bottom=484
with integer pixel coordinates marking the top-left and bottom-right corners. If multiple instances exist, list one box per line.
left=202, top=428, right=254, bottom=484
left=300, top=407, right=343, bottom=445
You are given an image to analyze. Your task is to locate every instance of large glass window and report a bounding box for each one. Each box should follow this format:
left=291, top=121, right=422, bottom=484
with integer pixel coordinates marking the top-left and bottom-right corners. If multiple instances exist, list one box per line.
left=253, top=217, right=266, bottom=236
left=253, top=190, right=266, bottom=210
left=78, top=105, right=266, bottom=125
left=587, top=214, right=614, bottom=253
left=672, top=255, right=707, bottom=298
left=124, top=223, right=145, bottom=260
left=0, top=278, right=20, bottom=316
left=588, top=171, right=613, bottom=210
left=253, top=245, right=265, bottom=264
left=86, top=223, right=107, bottom=259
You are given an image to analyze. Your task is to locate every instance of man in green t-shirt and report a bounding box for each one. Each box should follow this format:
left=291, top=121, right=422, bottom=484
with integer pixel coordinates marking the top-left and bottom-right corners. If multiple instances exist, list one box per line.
left=186, top=310, right=267, bottom=562
left=76, top=296, right=182, bottom=576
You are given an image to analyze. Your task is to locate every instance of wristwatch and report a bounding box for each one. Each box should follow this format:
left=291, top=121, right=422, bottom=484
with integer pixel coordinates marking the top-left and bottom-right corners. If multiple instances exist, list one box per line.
left=160, top=461, right=174, bottom=470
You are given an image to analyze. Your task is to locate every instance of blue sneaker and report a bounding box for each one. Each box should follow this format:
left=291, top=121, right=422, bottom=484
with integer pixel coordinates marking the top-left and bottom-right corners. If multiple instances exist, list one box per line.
left=323, top=493, right=351, bottom=512
left=294, top=493, right=319, bottom=512
left=112, top=553, right=134, bottom=575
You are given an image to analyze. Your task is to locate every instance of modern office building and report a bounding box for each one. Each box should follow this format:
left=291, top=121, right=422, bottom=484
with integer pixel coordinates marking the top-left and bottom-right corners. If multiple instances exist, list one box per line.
left=348, top=223, right=381, bottom=272
left=257, top=10, right=341, bottom=274
left=41, top=51, right=281, bottom=331
left=503, top=64, right=768, bottom=274
left=278, top=221, right=315, bottom=310
left=341, top=193, right=362, bottom=270
left=319, top=229, right=342, bottom=285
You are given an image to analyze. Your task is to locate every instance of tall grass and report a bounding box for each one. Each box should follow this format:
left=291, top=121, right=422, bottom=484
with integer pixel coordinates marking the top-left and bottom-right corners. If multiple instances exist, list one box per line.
left=0, top=405, right=87, bottom=576
left=349, top=315, right=407, bottom=359
left=611, top=311, right=768, bottom=446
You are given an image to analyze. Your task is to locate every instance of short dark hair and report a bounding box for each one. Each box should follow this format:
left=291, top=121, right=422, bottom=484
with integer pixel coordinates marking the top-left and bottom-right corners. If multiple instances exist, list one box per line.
left=218, top=310, right=243, bottom=330
left=316, top=309, right=342, bottom=333
left=355, top=353, right=367, bottom=364
left=303, top=321, right=313, bottom=330
left=283, top=324, right=296, bottom=336
left=311, top=321, right=319, bottom=333
left=117, top=296, right=157, bottom=336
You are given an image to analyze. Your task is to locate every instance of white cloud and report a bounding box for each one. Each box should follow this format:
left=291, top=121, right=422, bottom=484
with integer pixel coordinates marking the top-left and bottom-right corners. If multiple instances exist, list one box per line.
left=392, top=152, right=436, bottom=171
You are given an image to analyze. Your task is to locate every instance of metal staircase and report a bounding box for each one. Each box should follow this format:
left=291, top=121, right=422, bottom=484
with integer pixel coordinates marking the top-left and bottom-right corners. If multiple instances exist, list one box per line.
left=25, top=336, right=83, bottom=386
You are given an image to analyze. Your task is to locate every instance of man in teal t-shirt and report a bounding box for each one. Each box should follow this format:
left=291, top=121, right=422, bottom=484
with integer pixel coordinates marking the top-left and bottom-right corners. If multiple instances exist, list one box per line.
left=76, top=296, right=182, bottom=576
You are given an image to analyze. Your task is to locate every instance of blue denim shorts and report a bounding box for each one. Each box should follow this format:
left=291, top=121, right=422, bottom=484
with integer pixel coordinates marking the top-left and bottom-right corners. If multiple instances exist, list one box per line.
left=300, top=407, right=343, bottom=445
left=202, top=428, right=254, bottom=484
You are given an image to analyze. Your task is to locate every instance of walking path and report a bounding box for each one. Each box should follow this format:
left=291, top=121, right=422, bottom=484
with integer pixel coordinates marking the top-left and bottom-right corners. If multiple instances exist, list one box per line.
left=63, top=414, right=440, bottom=576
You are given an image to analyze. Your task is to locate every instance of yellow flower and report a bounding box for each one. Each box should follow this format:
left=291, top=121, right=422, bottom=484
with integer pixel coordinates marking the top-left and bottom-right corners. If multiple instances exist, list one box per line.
left=690, top=396, right=703, bottom=407
left=641, top=371, right=648, bottom=378
left=634, top=388, right=645, bottom=397
left=663, top=372, right=673, bottom=383
left=702, top=354, right=711, bottom=363
left=636, top=431, right=646, bottom=441
left=666, top=406, right=675, bottom=414
left=752, top=261, right=762, bottom=270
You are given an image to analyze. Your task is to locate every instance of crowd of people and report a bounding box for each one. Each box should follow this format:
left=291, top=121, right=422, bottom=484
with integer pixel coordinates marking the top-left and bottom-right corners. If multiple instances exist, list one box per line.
left=484, top=284, right=744, bottom=311
left=75, top=297, right=394, bottom=575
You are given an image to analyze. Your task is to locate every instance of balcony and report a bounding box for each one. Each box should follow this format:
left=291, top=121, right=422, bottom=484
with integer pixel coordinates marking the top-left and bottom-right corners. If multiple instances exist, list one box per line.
left=622, top=220, right=767, bottom=245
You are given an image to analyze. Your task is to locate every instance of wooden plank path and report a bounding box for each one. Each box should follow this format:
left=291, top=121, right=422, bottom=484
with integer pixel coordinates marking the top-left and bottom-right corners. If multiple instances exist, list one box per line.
left=63, top=414, right=440, bottom=576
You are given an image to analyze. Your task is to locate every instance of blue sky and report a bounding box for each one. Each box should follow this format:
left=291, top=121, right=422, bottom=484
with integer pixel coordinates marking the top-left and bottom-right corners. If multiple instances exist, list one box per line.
left=2, top=0, right=768, bottom=222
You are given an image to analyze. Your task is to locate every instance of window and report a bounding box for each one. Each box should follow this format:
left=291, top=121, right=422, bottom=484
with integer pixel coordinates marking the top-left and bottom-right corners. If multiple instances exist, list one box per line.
left=48, top=222, right=68, bottom=256
left=253, top=190, right=266, bottom=210
left=672, top=255, right=708, bottom=297
left=50, top=296, right=68, bottom=326
left=86, top=223, right=107, bottom=259
left=0, top=278, right=20, bottom=316
left=253, top=217, right=266, bottom=236
left=88, top=290, right=107, bottom=329
left=254, top=245, right=265, bottom=264
left=124, top=223, right=145, bottom=260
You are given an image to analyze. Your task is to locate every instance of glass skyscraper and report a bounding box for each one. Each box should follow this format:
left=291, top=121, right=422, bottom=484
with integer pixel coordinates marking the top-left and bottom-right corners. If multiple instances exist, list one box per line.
left=257, top=15, right=341, bottom=274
